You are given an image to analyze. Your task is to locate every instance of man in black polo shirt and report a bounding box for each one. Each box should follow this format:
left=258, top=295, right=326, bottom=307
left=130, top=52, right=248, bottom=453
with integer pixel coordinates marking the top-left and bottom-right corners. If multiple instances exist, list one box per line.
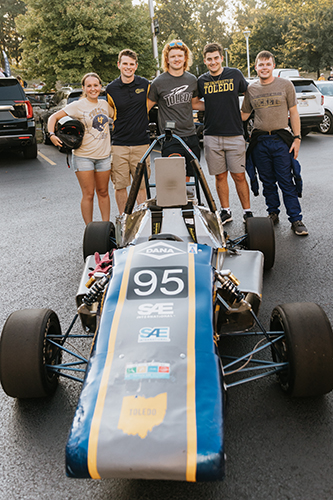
left=106, top=49, right=150, bottom=214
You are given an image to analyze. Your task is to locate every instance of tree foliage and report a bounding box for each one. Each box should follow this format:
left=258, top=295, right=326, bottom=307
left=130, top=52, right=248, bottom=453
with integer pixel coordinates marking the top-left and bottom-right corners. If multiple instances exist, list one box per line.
left=155, top=0, right=232, bottom=75
left=16, top=0, right=156, bottom=88
left=0, top=0, right=26, bottom=64
left=230, top=0, right=333, bottom=76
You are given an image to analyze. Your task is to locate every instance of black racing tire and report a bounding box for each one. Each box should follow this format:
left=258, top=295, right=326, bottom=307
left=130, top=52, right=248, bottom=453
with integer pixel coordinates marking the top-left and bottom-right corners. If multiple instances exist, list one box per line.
left=41, top=120, right=52, bottom=145
left=270, top=302, right=333, bottom=397
left=318, top=110, right=333, bottom=135
left=245, top=216, right=275, bottom=270
left=83, top=221, right=116, bottom=260
left=23, top=139, right=38, bottom=159
left=0, top=309, right=62, bottom=398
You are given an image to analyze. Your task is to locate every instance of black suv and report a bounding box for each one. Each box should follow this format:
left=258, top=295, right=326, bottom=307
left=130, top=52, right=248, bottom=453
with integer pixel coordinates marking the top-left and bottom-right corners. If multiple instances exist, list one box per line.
left=0, top=77, right=37, bottom=158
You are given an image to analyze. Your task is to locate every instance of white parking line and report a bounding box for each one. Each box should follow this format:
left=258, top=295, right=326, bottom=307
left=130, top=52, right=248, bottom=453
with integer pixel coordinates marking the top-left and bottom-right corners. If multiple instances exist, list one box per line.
left=38, top=151, right=57, bottom=165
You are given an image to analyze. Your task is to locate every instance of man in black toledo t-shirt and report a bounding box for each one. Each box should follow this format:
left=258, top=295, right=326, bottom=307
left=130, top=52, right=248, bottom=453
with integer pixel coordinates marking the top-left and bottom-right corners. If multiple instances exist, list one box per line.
left=197, top=43, right=252, bottom=224
left=106, top=49, right=150, bottom=214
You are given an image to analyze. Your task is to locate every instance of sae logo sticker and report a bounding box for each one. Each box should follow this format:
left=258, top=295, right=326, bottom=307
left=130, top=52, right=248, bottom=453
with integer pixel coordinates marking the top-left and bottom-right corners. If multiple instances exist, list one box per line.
left=139, top=242, right=186, bottom=260
left=138, top=326, right=170, bottom=343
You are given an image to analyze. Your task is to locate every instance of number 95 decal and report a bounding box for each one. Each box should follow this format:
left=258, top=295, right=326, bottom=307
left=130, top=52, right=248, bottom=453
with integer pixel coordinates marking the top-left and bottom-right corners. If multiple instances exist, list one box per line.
left=127, top=267, right=188, bottom=300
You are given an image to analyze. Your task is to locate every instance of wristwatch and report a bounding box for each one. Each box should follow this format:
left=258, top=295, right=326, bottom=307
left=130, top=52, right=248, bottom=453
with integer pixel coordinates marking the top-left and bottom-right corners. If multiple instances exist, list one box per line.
left=294, top=135, right=302, bottom=140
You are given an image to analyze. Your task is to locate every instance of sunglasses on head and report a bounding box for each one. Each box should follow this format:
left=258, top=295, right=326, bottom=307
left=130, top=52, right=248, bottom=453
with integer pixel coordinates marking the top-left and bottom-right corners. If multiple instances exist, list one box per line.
left=169, top=41, right=183, bottom=48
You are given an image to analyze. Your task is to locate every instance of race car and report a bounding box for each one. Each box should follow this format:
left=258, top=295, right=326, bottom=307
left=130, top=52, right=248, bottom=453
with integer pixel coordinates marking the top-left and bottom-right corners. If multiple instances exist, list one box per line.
left=1, top=130, right=333, bottom=482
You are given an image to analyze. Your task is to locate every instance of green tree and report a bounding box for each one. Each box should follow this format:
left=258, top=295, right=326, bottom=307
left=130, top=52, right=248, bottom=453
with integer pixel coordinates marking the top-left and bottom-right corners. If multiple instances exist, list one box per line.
left=229, top=0, right=333, bottom=76
left=16, top=0, right=155, bottom=88
left=154, top=0, right=230, bottom=75
left=0, top=0, right=25, bottom=64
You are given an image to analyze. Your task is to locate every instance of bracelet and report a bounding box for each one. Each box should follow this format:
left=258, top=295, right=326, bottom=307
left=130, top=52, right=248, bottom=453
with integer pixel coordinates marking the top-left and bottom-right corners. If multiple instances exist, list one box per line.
left=294, top=135, right=302, bottom=140
left=49, top=132, right=55, bottom=137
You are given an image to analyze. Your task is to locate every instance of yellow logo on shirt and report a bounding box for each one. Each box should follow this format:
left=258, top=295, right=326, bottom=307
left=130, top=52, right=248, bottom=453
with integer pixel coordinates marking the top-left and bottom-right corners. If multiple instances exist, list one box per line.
left=135, top=88, right=145, bottom=94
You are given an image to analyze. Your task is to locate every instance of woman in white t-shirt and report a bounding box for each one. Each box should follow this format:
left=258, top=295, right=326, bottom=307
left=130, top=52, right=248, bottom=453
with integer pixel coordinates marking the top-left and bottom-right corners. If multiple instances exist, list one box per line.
left=48, top=73, right=114, bottom=224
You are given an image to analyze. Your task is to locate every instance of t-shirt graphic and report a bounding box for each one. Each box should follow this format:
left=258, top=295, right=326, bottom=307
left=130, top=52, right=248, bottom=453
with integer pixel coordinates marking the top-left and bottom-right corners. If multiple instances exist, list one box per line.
left=92, top=113, right=109, bottom=132
left=163, top=85, right=193, bottom=107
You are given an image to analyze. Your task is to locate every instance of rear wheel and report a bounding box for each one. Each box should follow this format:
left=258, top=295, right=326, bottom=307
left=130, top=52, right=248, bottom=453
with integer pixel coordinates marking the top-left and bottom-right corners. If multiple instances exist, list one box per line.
left=83, top=221, right=116, bottom=260
left=270, top=303, right=333, bottom=397
left=318, top=110, right=333, bottom=134
left=0, top=309, right=62, bottom=398
left=23, top=139, right=38, bottom=159
left=245, top=217, right=275, bottom=270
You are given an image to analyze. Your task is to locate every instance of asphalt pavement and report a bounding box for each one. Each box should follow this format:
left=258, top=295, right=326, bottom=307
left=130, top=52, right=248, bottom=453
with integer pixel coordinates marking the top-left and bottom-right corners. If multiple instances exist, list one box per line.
left=0, top=133, right=333, bottom=499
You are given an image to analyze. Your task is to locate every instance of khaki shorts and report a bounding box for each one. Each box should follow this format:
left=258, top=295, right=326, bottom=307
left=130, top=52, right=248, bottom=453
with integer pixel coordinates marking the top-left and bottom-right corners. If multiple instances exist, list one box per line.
left=204, top=135, right=246, bottom=175
left=111, top=144, right=151, bottom=190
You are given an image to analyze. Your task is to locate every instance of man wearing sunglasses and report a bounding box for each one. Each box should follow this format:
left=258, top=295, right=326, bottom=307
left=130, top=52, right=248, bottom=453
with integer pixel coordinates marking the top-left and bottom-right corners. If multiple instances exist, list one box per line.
left=196, top=42, right=253, bottom=225
left=148, top=40, right=200, bottom=179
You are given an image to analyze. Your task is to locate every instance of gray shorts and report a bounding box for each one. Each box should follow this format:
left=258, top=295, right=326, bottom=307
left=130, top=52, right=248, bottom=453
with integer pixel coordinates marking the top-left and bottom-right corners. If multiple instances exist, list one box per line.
left=72, top=154, right=111, bottom=173
left=204, top=135, right=246, bottom=175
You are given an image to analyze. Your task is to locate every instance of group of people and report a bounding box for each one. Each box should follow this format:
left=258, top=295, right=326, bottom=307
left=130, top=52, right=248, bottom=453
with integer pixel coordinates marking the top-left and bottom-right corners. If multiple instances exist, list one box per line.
left=48, top=40, right=308, bottom=236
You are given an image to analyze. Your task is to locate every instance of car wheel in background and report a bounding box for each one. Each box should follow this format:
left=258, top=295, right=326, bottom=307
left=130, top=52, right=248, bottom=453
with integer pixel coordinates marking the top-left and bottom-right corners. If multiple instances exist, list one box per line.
left=318, top=110, right=333, bottom=134
left=270, top=302, right=333, bottom=397
left=23, top=138, right=38, bottom=159
left=41, top=120, right=52, bottom=145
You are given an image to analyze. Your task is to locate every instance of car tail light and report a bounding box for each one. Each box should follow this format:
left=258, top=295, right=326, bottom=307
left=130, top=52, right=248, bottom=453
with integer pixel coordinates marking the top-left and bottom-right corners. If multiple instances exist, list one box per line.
left=14, top=100, right=34, bottom=119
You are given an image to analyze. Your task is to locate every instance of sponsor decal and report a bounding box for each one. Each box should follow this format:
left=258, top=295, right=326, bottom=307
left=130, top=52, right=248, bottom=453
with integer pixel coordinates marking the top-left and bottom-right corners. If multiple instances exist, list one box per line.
left=118, top=392, right=167, bottom=439
left=138, top=242, right=186, bottom=260
left=137, top=302, right=174, bottom=318
left=188, top=243, right=197, bottom=254
left=138, top=326, right=170, bottom=343
left=125, top=362, right=170, bottom=380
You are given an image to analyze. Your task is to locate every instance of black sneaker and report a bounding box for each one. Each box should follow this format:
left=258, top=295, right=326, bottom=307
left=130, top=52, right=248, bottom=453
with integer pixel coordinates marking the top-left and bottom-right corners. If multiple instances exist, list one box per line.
left=243, top=211, right=253, bottom=223
left=268, top=212, right=279, bottom=225
left=220, top=209, right=232, bottom=224
left=291, top=220, right=308, bottom=236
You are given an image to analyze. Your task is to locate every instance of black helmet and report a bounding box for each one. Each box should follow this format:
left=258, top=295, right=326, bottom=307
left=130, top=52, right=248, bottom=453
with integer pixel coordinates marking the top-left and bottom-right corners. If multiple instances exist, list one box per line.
left=56, top=116, right=84, bottom=154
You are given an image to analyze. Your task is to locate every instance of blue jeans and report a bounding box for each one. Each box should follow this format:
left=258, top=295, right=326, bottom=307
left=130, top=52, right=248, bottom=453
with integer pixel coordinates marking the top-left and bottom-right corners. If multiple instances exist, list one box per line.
left=252, top=135, right=302, bottom=222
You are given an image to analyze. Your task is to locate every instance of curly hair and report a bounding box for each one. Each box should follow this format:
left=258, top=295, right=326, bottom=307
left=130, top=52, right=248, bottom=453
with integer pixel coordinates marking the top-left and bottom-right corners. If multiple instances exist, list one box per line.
left=162, top=40, right=193, bottom=72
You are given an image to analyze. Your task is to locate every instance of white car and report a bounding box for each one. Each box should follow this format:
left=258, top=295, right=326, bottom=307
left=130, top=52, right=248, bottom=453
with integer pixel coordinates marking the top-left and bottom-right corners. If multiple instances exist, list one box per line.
left=315, top=80, right=333, bottom=134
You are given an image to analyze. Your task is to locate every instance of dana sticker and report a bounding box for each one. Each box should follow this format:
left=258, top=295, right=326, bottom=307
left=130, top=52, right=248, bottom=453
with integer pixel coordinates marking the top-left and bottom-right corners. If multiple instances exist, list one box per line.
left=138, top=326, right=170, bottom=343
left=138, top=242, right=186, bottom=260
left=125, top=362, right=170, bottom=380
left=137, top=302, right=174, bottom=318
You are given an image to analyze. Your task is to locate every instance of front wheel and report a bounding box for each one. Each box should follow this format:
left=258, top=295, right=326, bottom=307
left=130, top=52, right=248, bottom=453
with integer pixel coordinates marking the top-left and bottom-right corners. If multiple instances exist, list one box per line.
left=270, top=302, right=333, bottom=397
left=245, top=217, right=275, bottom=270
left=318, top=110, right=333, bottom=135
left=0, top=309, right=62, bottom=398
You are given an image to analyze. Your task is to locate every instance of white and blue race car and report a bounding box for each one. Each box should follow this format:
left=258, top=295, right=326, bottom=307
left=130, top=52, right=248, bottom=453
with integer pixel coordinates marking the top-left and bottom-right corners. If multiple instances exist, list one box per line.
left=1, top=131, right=333, bottom=482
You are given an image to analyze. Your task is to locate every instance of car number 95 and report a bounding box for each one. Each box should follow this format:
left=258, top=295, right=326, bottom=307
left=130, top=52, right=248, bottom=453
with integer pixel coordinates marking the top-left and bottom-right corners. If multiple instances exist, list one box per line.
left=127, top=267, right=188, bottom=300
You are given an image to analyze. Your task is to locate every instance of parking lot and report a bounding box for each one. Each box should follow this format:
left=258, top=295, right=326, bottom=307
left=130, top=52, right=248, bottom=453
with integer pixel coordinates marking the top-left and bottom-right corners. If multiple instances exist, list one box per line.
left=0, top=132, right=333, bottom=499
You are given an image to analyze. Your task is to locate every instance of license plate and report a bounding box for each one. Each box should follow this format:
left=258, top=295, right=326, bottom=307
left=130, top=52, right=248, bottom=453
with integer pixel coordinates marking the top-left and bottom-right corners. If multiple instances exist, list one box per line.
left=298, top=100, right=308, bottom=107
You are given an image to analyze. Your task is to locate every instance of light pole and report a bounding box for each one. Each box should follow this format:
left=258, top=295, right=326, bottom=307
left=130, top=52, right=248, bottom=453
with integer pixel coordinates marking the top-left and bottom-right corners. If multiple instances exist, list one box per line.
left=224, top=48, right=228, bottom=67
left=243, top=27, right=251, bottom=78
left=148, top=0, right=160, bottom=76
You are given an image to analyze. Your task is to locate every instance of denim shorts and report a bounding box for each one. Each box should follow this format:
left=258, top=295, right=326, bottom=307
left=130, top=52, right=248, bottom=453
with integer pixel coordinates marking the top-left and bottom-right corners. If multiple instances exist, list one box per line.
left=72, top=154, right=111, bottom=173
